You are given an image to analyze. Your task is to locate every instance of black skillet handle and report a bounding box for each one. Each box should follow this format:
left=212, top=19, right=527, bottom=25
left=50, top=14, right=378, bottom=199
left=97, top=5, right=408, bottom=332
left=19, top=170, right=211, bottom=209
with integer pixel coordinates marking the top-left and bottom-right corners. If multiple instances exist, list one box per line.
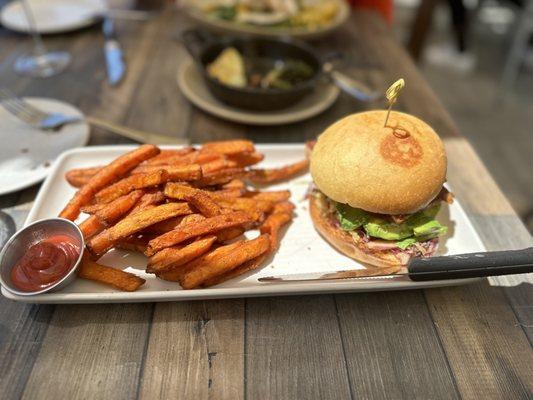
left=408, top=247, right=533, bottom=281
left=179, top=29, right=214, bottom=62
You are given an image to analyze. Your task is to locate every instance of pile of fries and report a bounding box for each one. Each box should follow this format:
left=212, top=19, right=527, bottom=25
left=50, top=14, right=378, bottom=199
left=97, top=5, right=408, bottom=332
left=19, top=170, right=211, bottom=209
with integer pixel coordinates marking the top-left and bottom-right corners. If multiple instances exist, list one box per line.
left=60, top=141, right=308, bottom=291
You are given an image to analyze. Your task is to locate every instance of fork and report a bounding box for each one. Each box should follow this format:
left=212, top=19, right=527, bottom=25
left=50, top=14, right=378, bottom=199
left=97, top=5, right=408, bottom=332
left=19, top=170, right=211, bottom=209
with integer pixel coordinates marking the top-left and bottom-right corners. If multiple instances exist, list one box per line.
left=0, top=88, right=82, bottom=131
left=0, top=88, right=189, bottom=144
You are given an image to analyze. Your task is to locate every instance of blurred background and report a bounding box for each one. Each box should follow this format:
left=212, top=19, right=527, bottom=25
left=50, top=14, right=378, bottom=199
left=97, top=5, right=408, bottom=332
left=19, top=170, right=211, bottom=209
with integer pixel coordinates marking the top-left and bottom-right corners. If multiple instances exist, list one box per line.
left=392, top=0, right=533, bottom=233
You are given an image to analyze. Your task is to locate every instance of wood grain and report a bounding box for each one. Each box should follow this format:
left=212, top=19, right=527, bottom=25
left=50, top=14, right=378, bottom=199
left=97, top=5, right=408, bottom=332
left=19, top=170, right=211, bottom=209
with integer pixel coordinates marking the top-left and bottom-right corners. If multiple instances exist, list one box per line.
left=139, top=300, right=245, bottom=400
left=335, top=291, right=460, bottom=400
left=424, top=282, right=533, bottom=399
left=21, top=304, right=152, bottom=400
left=245, top=295, right=352, bottom=400
left=124, top=10, right=192, bottom=142
left=474, top=214, right=533, bottom=342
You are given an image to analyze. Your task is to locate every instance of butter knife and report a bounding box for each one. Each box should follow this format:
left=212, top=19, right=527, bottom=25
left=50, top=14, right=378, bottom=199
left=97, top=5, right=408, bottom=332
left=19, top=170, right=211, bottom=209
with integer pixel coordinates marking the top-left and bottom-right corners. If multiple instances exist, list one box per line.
left=103, top=18, right=125, bottom=86
left=258, top=248, right=533, bottom=282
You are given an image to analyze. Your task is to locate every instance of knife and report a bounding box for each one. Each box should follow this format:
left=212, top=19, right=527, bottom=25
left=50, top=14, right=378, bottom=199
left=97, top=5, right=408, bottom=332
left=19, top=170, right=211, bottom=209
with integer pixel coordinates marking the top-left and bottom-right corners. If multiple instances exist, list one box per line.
left=258, top=248, right=533, bottom=283
left=103, top=18, right=126, bottom=86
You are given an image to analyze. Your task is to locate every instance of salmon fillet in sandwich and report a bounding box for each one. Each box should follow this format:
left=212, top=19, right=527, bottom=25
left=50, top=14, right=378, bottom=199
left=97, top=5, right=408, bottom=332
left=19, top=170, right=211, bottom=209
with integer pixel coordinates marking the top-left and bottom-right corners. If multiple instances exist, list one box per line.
left=309, top=110, right=453, bottom=268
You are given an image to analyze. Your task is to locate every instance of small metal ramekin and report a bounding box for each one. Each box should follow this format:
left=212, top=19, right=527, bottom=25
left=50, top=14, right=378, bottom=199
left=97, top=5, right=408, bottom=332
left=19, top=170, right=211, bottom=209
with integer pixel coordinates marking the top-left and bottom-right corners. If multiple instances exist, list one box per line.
left=0, top=218, right=84, bottom=296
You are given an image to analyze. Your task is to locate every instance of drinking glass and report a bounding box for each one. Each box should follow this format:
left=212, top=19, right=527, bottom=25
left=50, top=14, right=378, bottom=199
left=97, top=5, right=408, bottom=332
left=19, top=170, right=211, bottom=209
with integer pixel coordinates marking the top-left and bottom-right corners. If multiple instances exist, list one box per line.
left=13, top=0, right=71, bottom=77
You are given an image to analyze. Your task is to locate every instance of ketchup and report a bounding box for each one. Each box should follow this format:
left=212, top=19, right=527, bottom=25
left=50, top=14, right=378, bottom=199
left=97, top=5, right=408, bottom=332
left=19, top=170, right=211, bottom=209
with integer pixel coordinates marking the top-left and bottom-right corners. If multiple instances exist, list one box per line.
left=10, top=234, right=80, bottom=292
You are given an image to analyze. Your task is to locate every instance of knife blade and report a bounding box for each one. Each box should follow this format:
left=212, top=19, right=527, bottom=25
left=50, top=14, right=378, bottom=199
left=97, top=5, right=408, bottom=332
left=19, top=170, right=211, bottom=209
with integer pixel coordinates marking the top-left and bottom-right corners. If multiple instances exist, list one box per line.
left=103, top=18, right=125, bottom=86
left=258, top=247, right=533, bottom=283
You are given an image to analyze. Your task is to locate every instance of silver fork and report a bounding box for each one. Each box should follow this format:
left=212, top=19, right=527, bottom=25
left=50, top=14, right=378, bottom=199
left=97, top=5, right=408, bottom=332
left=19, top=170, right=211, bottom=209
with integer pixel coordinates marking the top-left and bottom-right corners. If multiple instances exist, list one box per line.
left=0, top=88, right=190, bottom=144
left=0, top=88, right=82, bottom=131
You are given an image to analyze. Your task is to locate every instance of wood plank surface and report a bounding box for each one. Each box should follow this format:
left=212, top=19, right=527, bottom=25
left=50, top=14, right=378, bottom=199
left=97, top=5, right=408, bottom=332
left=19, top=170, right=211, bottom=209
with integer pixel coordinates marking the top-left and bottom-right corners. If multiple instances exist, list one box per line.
left=21, top=304, right=152, bottom=400
left=139, top=300, right=245, bottom=400
left=0, top=5, right=532, bottom=400
left=245, top=295, right=352, bottom=400
left=335, top=291, right=460, bottom=400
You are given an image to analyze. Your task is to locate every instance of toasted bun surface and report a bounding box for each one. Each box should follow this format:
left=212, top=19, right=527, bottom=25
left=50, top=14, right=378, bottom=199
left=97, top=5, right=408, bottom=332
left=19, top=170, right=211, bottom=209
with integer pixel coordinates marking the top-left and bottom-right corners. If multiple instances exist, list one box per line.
left=309, top=195, right=402, bottom=267
left=310, top=110, right=447, bottom=214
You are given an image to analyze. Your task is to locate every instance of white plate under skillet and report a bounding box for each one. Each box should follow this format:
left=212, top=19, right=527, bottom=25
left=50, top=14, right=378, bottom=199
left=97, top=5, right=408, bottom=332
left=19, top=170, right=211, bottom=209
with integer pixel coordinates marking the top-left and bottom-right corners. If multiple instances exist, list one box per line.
left=1, top=145, right=486, bottom=304
left=1, top=0, right=106, bottom=34
left=177, top=59, right=340, bottom=126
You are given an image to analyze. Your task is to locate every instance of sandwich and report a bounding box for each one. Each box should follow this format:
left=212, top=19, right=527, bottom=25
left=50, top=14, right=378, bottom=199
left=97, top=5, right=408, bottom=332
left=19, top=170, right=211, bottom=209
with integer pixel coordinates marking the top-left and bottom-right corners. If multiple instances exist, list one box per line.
left=309, top=110, right=453, bottom=267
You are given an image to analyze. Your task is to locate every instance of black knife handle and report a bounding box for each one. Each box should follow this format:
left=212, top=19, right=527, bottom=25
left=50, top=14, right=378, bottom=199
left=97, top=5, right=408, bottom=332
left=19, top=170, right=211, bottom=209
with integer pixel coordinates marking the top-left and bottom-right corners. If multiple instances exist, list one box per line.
left=408, top=247, right=533, bottom=281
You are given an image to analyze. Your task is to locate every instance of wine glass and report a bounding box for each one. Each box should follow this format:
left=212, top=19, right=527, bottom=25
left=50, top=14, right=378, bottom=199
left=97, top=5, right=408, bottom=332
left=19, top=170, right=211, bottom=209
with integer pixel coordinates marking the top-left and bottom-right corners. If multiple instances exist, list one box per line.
left=13, top=0, right=71, bottom=78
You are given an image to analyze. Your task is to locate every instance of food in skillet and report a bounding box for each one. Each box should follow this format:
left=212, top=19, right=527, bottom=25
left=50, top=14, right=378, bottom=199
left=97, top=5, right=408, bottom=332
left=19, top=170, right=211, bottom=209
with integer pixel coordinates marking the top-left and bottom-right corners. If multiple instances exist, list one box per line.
left=61, top=141, right=308, bottom=291
left=207, top=46, right=315, bottom=90
left=192, top=0, right=340, bottom=29
left=309, top=111, right=453, bottom=268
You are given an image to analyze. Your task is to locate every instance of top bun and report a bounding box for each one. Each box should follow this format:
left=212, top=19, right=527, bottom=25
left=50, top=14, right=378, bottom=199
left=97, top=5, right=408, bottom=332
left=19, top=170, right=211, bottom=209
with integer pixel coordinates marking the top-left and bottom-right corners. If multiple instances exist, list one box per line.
left=310, top=110, right=447, bottom=215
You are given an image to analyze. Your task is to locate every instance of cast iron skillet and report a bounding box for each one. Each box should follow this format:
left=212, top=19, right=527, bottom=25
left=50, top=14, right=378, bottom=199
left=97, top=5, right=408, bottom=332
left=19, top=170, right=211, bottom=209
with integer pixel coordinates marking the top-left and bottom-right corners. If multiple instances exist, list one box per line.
left=180, top=29, right=322, bottom=111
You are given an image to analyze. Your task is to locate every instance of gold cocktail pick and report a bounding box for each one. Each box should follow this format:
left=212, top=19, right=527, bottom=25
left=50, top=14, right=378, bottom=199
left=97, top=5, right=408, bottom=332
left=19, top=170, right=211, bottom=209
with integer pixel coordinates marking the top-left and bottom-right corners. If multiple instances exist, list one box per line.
left=384, top=78, right=405, bottom=127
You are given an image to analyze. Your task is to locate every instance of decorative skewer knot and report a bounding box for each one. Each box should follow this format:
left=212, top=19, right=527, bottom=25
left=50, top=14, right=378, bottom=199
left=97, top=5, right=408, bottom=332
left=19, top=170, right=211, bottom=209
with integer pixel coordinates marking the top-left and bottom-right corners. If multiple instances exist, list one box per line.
left=384, top=78, right=405, bottom=127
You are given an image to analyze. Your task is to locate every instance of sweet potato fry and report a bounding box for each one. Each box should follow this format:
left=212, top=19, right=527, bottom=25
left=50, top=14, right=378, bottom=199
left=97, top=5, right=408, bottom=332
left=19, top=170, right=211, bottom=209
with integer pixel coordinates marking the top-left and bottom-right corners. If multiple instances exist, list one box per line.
left=243, top=190, right=291, bottom=203
left=147, top=236, right=217, bottom=273
left=186, top=191, right=222, bottom=217
left=155, top=241, right=241, bottom=283
left=60, top=144, right=160, bottom=220
left=94, top=190, right=144, bottom=222
left=202, top=252, right=269, bottom=287
left=129, top=164, right=202, bottom=181
left=196, top=167, right=246, bottom=186
left=272, top=201, right=296, bottom=214
left=78, top=217, right=105, bottom=240
left=166, top=164, right=202, bottom=181
left=144, top=148, right=195, bottom=165
left=128, top=190, right=165, bottom=214
left=87, top=202, right=193, bottom=258
left=78, top=255, right=145, bottom=291
left=216, top=227, right=244, bottom=242
left=217, top=197, right=274, bottom=214
left=156, top=240, right=242, bottom=282
left=137, top=150, right=221, bottom=170
left=200, top=140, right=254, bottom=155
left=260, top=212, right=293, bottom=250
left=210, top=189, right=243, bottom=199
left=179, top=234, right=270, bottom=289
left=115, top=235, right=151, bottom=253
left=163, top=183, right=197, bottom=200
left=146, top=211, right=253, bottom=256
left=95, top=170, right=168, bottom=204
left=164, top=183, right=241, bottom=202
left=65, top=166, right=102, bottom=188
left=79, top=190, right=143, bottom=239
left=221, top=179, right=246, bottom=190
left=201, top=159, right=237, bottom=175
left=179, top=213, right=206, bottom=225
left=80, top=203, right=106, bottom=215
left=247, top=159, right=309, bottom=184
left=227, top=151, right=264, bottom=167
left=142, top=215, right=186, bottom=235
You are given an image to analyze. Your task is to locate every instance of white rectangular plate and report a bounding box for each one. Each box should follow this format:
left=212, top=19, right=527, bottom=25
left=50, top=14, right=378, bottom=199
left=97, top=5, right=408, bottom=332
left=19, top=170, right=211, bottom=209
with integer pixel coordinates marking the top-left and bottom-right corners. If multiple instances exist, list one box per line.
left=2, top=145, right=486, bottom=303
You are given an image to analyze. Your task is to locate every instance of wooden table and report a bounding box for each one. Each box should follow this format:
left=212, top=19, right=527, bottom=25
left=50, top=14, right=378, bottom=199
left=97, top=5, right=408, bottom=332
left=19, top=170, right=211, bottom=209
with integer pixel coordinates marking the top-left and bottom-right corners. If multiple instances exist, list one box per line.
left=1, top=4, right=532, bottom=399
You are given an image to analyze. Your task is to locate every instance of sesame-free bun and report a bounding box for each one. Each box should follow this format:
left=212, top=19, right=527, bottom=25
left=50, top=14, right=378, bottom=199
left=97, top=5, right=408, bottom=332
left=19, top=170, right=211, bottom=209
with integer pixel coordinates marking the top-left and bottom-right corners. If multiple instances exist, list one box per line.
left=310, top=110, right=447, bottom=215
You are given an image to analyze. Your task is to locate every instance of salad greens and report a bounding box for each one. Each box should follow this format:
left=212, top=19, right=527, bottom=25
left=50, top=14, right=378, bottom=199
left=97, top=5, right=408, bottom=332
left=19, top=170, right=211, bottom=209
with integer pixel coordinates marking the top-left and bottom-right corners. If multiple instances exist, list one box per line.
left=335, top=202, right=447, bottom=249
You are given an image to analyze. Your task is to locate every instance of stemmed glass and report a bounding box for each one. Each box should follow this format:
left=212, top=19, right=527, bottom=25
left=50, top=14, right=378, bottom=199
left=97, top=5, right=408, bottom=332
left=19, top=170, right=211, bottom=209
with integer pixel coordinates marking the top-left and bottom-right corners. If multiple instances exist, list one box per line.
left=13, top=0, right=71, bottom=77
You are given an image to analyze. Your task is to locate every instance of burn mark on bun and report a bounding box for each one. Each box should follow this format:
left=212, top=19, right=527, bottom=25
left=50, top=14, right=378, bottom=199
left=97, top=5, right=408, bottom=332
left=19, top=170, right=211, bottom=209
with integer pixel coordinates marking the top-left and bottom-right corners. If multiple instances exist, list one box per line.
left=380, top=123, right=423, bottom=167
left=392, top=128, right=410, bottom=139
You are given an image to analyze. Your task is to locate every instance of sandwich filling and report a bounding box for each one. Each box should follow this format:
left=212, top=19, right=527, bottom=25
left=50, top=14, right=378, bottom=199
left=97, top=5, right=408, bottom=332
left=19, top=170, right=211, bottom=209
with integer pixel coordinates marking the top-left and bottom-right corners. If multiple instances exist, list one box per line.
left=312, top=187, right=453, bottom=265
